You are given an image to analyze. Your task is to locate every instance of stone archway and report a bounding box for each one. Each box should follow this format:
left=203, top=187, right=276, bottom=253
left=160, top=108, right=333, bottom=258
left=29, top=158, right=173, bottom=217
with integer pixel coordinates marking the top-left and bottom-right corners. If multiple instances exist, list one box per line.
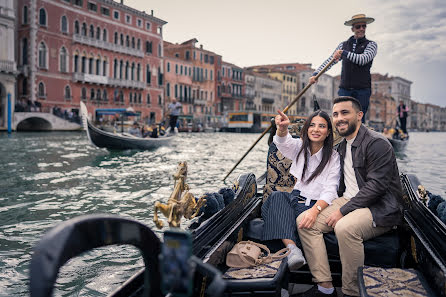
left=16, top=117, right=52, bottom=131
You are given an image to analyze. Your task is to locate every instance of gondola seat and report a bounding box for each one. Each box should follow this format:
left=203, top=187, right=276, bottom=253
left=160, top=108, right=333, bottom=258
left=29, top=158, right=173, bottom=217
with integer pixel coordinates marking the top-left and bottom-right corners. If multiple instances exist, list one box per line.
left=357, top=266, right=435, bottom=297
left=222, top=258, right=288, bottom=297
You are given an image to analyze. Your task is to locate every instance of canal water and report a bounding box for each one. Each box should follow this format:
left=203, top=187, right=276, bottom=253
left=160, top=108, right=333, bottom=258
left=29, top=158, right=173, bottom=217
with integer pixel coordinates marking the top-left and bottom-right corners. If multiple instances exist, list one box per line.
left=0, top=131, right=445, bottom=296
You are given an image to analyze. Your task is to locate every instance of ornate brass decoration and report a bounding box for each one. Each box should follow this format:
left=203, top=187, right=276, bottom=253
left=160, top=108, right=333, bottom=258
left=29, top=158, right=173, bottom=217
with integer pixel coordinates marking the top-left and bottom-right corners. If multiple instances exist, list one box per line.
left=153, top=161, right=207, bottom=229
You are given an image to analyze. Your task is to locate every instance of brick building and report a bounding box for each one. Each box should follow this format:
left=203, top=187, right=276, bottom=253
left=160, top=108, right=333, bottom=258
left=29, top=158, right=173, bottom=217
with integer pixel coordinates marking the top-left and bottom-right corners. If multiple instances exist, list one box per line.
left=16, top=0, right=166, bottom=123
left=220, top=61, right=244, bottom=113
left=164, top=38, right=222, bottom=127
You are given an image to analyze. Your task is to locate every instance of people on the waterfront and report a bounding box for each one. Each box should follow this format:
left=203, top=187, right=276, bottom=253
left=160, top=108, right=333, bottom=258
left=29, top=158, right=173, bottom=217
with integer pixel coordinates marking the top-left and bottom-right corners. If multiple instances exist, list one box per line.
left=297, top=96, right=403, bottom=297
left=309, top=14, right=377, bottom=123
left=128, top=121, right=142, bottom=137
left=397, top=100, right=409, bottom=134
left=167, top=98, right=182, bottom=133
left=262, top=110, right=340, bottom=272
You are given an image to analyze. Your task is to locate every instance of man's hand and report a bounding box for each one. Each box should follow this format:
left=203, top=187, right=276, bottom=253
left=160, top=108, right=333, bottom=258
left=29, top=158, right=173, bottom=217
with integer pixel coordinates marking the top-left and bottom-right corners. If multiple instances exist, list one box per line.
left=333, top=49, right=343, bottom=61
left=275, top=110, right=290, bottom=137
left=326, top=209, right=343, bottom=228
left=298, top=208, right=318, bottom=229
left=309, top=76, right=318, bottom=85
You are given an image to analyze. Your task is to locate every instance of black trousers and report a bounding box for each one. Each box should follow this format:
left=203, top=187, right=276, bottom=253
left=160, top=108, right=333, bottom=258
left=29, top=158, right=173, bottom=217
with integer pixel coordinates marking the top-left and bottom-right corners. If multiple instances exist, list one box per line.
left=169, top=115, right=178, bottom=131
left=399, top=117, right=407, bottom=134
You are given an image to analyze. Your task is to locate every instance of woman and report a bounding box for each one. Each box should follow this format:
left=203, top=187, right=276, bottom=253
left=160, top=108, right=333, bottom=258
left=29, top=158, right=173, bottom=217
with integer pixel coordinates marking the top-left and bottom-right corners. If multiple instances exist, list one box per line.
left=262, top=109, right=340, bottom=271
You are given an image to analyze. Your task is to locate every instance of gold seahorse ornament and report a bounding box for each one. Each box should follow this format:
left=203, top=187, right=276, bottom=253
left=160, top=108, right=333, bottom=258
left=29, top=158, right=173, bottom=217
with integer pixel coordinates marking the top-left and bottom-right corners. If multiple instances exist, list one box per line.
left=153, top=161, right=207, bottom=229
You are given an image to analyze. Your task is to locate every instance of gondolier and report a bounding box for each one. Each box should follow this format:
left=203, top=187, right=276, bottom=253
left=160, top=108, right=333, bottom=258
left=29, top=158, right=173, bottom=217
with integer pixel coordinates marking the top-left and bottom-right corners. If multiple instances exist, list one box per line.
left=309, top=14, right=377, bottom=123
left=167, top=98, right=182, bottom=133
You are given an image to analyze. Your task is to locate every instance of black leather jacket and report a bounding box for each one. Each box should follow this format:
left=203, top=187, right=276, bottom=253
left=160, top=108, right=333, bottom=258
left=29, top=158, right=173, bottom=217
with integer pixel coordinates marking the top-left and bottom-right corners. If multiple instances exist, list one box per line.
left=337, top=125, right=403, bottom=227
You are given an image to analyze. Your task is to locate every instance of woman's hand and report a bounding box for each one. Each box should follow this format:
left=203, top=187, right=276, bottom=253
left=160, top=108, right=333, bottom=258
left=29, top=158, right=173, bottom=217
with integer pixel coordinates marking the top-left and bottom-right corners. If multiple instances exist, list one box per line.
left=275, top=110, right=290, bottom=137
left=298, top=208, right=319, bottom=229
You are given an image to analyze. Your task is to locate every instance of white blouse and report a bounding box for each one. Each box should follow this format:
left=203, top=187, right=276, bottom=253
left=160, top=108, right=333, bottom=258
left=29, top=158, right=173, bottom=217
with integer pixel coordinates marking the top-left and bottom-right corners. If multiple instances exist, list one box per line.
left=273, top=133, right=341, bottom=206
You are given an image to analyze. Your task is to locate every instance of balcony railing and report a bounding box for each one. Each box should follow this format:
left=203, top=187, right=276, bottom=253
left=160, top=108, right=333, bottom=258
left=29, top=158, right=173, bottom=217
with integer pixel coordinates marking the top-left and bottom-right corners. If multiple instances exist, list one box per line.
left=0, top=60, right=17, bottom=73
left=73, top=34, right=144, bottom=58
left=194, top=99, right=206, bottom=105
left=73, top=72, right=145, bottom=89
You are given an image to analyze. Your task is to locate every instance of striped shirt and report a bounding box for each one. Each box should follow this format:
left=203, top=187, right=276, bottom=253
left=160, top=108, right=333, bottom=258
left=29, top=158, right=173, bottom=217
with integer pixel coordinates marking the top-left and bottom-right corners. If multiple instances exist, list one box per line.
left=313, top=39, right=378, bottom=76
left=274, top=133, right=340, bottom=206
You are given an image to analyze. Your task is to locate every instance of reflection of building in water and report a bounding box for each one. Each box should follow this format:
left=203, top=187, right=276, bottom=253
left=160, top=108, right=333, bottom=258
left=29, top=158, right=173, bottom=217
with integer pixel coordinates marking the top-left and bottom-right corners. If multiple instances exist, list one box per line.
left=0, top=0, right=17, bottom=129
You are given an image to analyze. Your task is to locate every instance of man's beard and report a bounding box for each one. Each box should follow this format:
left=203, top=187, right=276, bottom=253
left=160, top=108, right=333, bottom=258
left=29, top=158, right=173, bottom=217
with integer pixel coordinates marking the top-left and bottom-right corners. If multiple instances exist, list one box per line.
left=336, top=120, right=357, bottom=137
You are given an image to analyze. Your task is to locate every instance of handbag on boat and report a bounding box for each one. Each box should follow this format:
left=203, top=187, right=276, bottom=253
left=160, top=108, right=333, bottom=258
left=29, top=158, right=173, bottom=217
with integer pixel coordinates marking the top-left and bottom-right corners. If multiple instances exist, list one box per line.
left=226, top=240, right=290, bottom=268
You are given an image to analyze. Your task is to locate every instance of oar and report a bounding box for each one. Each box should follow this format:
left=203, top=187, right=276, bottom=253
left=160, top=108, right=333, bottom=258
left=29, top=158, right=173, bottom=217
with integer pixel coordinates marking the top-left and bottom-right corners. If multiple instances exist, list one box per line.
left=223, top=58, right=336, bottom=182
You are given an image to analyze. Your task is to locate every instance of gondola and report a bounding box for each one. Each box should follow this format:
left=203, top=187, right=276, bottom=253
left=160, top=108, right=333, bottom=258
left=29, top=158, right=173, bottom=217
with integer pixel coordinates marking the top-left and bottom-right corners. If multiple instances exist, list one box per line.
left=29, top=164, right=446, bottom=297
left=80, top=102, right=174, bottom=151
left=388, top=136, right=409, bottom=151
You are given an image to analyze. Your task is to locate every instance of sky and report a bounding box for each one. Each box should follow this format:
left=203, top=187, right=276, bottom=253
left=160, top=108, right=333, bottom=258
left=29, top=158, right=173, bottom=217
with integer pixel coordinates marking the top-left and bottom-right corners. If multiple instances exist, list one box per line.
left=125, top=0, right=446, bottom=107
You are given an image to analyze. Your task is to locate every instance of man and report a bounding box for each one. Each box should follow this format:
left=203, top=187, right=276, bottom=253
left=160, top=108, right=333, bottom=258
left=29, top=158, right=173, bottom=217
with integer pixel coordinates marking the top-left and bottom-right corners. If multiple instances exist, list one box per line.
left=128, top=121, right=142, bottom=137
left=397, top=100, right=409, bottom=134
left=309, top=14, right=377, bottom=123
left=296, top=96, right=403, bottom=297
left=167, top=98, right=182, bottom=133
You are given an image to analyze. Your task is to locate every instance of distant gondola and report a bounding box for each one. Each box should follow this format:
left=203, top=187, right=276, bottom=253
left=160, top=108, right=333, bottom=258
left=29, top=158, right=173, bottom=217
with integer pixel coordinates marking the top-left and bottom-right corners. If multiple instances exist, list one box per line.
left=80, top=102, right=174, bottom=151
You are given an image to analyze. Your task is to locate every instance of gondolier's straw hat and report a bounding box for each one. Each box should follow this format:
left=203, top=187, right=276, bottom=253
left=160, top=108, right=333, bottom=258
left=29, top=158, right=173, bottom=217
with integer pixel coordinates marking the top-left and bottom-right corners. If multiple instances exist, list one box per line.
left=344, top=14, right=375, bottom=26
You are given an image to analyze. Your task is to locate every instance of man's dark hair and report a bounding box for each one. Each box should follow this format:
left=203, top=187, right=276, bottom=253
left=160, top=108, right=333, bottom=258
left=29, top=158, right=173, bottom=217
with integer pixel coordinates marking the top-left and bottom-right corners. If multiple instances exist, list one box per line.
left=333, top=96, right=362, bottom=112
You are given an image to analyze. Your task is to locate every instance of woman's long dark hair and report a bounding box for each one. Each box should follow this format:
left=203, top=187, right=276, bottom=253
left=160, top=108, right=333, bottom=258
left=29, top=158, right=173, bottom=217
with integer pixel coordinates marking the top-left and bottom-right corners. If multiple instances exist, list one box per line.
left=296, top=110, right=334, bottom=184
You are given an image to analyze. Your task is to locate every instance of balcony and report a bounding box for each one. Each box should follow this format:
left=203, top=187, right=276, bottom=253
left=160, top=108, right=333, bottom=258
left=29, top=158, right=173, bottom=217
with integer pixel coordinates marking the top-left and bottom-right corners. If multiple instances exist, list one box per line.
left=73, top=34, right=144, bottom=58
left=0, top=60, right=17, bottom=74
left=73, top=72, right=145, bottom=89
left=194, top=99, right=206, bottom=105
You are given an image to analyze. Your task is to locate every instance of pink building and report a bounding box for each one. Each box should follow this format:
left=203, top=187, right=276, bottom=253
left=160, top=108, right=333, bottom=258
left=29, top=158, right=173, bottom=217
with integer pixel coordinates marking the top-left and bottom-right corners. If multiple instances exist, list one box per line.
left=16, top=0, right=166, bottom=123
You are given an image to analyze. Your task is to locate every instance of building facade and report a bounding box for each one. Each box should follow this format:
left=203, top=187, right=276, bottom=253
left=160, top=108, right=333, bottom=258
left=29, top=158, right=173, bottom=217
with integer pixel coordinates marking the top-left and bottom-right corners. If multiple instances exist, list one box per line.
left=0, top=0, right=17, bottom=129
left=244, top=70, right=281, bottom=114
left=16, top=0, right=166, bottom=123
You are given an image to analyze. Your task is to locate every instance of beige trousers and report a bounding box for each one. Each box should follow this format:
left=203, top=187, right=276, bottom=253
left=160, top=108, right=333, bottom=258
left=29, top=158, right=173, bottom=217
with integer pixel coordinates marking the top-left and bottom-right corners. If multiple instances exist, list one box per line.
left=296, top=197, right=391, bottom=296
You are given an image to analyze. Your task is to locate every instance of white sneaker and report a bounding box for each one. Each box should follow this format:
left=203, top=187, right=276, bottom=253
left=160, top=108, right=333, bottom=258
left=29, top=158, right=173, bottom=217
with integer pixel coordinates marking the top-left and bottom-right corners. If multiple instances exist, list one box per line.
left=287, top=247, right=306, bottom=271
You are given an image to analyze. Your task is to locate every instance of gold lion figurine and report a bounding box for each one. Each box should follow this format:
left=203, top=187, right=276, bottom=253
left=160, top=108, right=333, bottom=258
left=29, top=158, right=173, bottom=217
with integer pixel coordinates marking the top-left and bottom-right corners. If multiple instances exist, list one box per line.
left=153, top=161, right=207, bottom=229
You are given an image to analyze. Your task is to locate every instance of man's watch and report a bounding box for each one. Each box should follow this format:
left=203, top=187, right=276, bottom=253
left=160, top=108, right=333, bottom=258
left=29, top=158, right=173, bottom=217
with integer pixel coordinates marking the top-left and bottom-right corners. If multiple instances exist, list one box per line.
left=316, top=205, right=322, bottom=212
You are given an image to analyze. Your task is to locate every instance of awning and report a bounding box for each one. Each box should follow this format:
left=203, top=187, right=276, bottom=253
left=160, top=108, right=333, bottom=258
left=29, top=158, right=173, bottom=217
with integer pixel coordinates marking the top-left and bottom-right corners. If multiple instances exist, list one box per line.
left=95, top=107, right=137, bottom=116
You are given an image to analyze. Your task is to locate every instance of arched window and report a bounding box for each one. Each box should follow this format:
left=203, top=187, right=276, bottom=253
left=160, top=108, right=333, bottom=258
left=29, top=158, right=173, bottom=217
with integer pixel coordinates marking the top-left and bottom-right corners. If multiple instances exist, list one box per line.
left=90, top=88, right=95, bottom=100
left=96, top=27, right=100, bottom=40
left=146, top=64, right=151, bottom=84
left=129, top=92, right=133, bottom=103
left=22, top=38, right=28, bottom=65
left=137, top=63, right=141, bottom=81
left=23, top=6, right=28, bottom=24
left=39, top=8, right=47, bottom=26
left=74, top=54, right=79, bottom=72
left=119, top=60, right=123, bottom=79
left=126, top=35, right=130, bottom=47
left=96, top=89, right=101, bottom=101
left=103, top=89, right=107, bottom=101
left=103, top=29, right=107, bottom=42
left=137, top=39, right=141, bottom=50
left=74, top=21, right=79, bottom=34
left=114, top=32, right=118, bottom=44
left=113, top=59, right=117, bottom=78
left=64, top=86, right=71, bottom=99
left=88, top=57, right=94, bottom=74
left=38, top=82, right=45, bottom=97
left=89, top=25, right=94, bottom=38
left=38, top=42, right=47, bottom=68
left=131, top=62, right=135, bottom=80
left=61, top=16, right=68, bottom=33
left=81, top=56, right=86, bottom=73
left=166, top=83, right=170, bottom=97
left=81, top=23, right=87, bottom=36
left=146, top=93, right=151, bottom=105
left=102, top=59, right=107, bottom=77
left=120, top=33, right=124, bottom=45
left=96, top=58, right=100, bottom=75
left=119, top=90, right=124, bottom=102
left=81, top=87, right=87, bottom=100
left=125, top=61, right=129, bottom=80
left=60, top=47, right=67, bottom=72
left=131, top=37, right=135, bottom=48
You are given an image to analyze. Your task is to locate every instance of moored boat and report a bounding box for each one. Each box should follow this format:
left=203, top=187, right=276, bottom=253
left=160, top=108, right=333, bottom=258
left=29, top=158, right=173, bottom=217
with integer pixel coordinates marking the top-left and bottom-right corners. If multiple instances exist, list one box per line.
left=80, top=102, right=174, bottom=151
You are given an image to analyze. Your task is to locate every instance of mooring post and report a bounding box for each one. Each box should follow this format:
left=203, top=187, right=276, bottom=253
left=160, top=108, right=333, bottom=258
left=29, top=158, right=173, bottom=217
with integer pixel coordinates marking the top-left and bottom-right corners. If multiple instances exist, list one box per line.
left=7, top=92, right=11, bottom=134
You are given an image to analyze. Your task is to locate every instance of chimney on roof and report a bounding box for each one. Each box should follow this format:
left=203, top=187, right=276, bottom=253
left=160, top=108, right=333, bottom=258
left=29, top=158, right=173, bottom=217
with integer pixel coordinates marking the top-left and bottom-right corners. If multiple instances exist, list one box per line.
left=151, top=10, right=154, bottom=16
left=200, top=44, right=203, bottom=49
